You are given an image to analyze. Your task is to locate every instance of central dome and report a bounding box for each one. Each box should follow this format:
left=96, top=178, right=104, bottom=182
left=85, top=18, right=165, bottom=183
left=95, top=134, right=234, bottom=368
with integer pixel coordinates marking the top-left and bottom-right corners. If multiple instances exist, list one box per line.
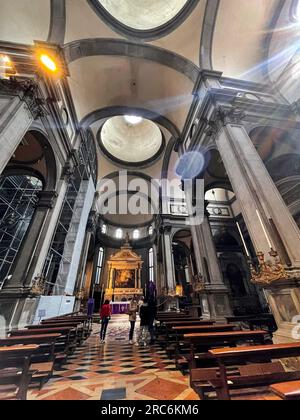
left=100, top=116, right=163, bottom=166
left=98, top=0, right=189, bottom=30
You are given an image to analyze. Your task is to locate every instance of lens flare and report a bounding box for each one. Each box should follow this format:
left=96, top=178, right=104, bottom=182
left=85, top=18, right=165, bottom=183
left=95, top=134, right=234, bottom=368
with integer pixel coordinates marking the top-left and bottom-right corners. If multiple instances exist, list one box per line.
left=176, top=151, right=207, bottom=180
left=40, top=54, right=57, bottom=72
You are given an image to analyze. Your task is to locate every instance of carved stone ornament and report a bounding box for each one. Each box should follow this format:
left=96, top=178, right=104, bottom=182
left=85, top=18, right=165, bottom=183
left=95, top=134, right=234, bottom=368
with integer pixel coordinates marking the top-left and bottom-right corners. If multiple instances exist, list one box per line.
left=0, top=77, right=48, bottom=119
left=76, top=289, right=86, bottom=300
left=217, top=106, right=246, bottom=126
left=250, top=248, right=289, bottom=286
left=192, top=273, right=206, bottom=293
left=30, top=276, right=46, bottom=296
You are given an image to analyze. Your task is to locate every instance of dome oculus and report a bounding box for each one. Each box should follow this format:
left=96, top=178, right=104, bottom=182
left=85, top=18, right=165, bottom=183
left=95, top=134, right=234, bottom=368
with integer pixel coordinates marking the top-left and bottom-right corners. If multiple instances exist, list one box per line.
left=100, top=115, right=164, bottom=165
left=88, top=0, right=198, bottom=40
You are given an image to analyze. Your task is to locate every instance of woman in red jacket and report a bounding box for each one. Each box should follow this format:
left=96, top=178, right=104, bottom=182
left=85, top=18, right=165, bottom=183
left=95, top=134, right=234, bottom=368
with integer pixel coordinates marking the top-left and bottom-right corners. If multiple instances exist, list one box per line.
left=100, top=300, right=112, bottom=344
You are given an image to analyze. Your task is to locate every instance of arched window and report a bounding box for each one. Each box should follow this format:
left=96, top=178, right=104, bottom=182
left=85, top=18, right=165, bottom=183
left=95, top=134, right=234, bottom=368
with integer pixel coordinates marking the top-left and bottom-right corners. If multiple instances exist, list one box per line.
left=133, top=229, right=139, bottom=240
left=148, top=225, right=153, bottom=236
left=95, top=247, right=104, bottom=285
left=101, top=224, right=107, bottom=234
left=149, top=248, right=154, bottom=283
left=0, top=175, right=43, bottom=288
left=116, top=228, right=123, bottom=239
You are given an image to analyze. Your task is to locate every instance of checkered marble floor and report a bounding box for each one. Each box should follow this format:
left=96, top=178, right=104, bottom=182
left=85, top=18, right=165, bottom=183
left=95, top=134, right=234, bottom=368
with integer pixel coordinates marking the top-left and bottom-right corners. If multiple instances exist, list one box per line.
left=28, top=315, right=199, bottom=401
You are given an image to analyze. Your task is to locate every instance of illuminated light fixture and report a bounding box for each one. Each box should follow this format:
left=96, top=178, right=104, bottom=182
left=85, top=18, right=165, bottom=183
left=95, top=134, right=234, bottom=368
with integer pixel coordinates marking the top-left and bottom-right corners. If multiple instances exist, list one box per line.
left=39, top=53, right=57, bottom=73
left=124, top=115, right=142, bottom=125
left=0, top=54, right=16, bottom=78
left=2, top=55, right=10, bottom=64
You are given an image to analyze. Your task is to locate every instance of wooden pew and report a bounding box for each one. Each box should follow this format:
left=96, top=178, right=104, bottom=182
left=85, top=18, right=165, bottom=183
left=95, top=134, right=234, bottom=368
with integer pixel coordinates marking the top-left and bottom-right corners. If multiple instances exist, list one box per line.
left=270, top=381, right=300, bottom=401
left=35, top=321, right=85, bottom=344
left=10, top=327, right=76, bottom=358
left=173, top=324, right=237, bottom=370
left=226, top=314, right=277, bottom=334
left=204, top=343, right=300, bottom=400
left=41, top=316, right=92, bottom=338
left=184, top=330, right=270, bottom=370
left=0, top=334, right=61, bottom=388
left=0, top=345, right=39, bottom=400
left=27, top=322, right=84, bottom=346
left=156, top=318, right=206, bottom=347
left=164, top=320, right=214, bottom=327
left=45, top=311, right=81, bottom=320
left=162, top=320, right=215, bottom=343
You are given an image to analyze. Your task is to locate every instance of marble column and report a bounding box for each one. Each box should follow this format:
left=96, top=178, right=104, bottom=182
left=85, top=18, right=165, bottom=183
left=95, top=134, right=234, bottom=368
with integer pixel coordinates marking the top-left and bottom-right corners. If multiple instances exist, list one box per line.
left=190, top=211, right=232, bottom=320
left=138, top=268, right=142, bottom=290
left=108, top=267, right=114, bottom=290
left=215, top=114, right=300, bottom=347
left=162, top=227, right=176, bottom=294
left=215, top=120, right=300, bottom=266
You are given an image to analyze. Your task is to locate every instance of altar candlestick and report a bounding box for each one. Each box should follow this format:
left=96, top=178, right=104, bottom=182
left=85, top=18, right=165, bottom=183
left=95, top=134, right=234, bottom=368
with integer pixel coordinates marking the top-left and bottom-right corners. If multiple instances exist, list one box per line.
left=256, top=209, right=272, bottom=249
left=236, top=222, right=250, bottom=257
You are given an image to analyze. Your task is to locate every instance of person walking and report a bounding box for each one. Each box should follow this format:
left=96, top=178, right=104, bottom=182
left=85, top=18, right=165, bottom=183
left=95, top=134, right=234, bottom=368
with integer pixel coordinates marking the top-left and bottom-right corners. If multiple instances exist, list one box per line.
left=100, top=299, right=111, bottom=344
left=137, top=298, right=150, bottom=347
left=128, top=296, right=138, bottom=344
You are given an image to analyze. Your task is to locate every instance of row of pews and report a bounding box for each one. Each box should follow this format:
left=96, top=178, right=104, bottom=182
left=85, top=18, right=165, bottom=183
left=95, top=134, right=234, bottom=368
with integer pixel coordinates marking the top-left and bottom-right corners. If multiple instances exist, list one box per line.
left=0, top=312, right=92, bottom=400
left=156, top=311, right=300, bottom=400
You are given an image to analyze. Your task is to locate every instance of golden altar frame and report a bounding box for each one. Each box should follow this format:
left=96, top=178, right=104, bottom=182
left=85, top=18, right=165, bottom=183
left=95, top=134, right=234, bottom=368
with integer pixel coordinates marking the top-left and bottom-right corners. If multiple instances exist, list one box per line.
left=105, top=235, right=143, bottom=301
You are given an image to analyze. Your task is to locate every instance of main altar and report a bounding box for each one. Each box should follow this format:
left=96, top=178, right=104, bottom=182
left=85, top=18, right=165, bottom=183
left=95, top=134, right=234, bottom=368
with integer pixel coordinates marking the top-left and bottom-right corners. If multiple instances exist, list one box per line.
left=105, top=234, right=144, bottom=302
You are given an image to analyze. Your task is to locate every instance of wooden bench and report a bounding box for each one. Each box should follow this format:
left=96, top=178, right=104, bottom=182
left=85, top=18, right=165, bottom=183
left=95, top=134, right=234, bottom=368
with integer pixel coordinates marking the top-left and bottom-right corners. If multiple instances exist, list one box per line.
left=43, top=313, right=93, bottom=336
left=35, top=321, right=85, bottom=344
left=41, top=316, right=92, bottom=339
left=10, top=327, right=77, bottom=358
left=172, top=324, right=237, bottom=370
left=164, top=320, right=214, bottom=327
left=27, top=323, right=84, bottom=346
left=0, top=345, right=39, bottom=400
left=0, top=334, right=61, bottom=388
left=270, top=381, right=300, bottom=400
left=226, top=314, right=277, bottom=334
left=204, top=343, right=300, bottom=400
left=184, top=330, right=270, bottom=370
left=157, top=320, right=214, bottom=344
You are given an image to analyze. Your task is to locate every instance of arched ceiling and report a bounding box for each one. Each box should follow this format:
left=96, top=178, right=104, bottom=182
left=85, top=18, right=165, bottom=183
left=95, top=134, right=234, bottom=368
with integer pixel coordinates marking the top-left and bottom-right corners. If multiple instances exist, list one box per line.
left=0, top=0, right=51, bottom=45
left=68, top=55, right=194, bottom=130
left=212, top=0, right=281, bottom=81
left=0, top=0, right=288, bottom=226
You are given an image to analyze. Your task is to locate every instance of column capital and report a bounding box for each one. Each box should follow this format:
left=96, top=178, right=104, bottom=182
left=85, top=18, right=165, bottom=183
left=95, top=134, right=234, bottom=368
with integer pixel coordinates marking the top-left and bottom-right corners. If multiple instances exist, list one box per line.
left=35, top=190, right=58, bottom=209
left=161, top=225, right=172, bottom=235
left=216, top=106, right=247, bottom=126
left=204, top=106, right=247, bottom=139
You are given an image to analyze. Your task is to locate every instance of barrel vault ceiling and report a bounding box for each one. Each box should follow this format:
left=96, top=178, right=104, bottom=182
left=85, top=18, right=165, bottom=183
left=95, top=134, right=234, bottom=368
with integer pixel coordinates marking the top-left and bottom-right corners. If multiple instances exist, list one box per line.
left=0, top=0, right=288, bottom=210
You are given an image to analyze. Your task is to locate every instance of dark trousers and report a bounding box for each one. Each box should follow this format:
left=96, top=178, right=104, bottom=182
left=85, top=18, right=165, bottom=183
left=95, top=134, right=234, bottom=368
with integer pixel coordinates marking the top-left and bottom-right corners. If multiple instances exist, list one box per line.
left=148, top=317, right=155, bottom=342
left=129, top=321, right=136, bottom=340
left=100, top=318, right=109, bottom=340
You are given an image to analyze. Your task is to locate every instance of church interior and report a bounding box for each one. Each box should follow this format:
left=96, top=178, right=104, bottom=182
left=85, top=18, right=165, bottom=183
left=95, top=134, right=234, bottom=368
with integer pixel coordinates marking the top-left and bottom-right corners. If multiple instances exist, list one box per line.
left=0, top=0, right=300, bottom=402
